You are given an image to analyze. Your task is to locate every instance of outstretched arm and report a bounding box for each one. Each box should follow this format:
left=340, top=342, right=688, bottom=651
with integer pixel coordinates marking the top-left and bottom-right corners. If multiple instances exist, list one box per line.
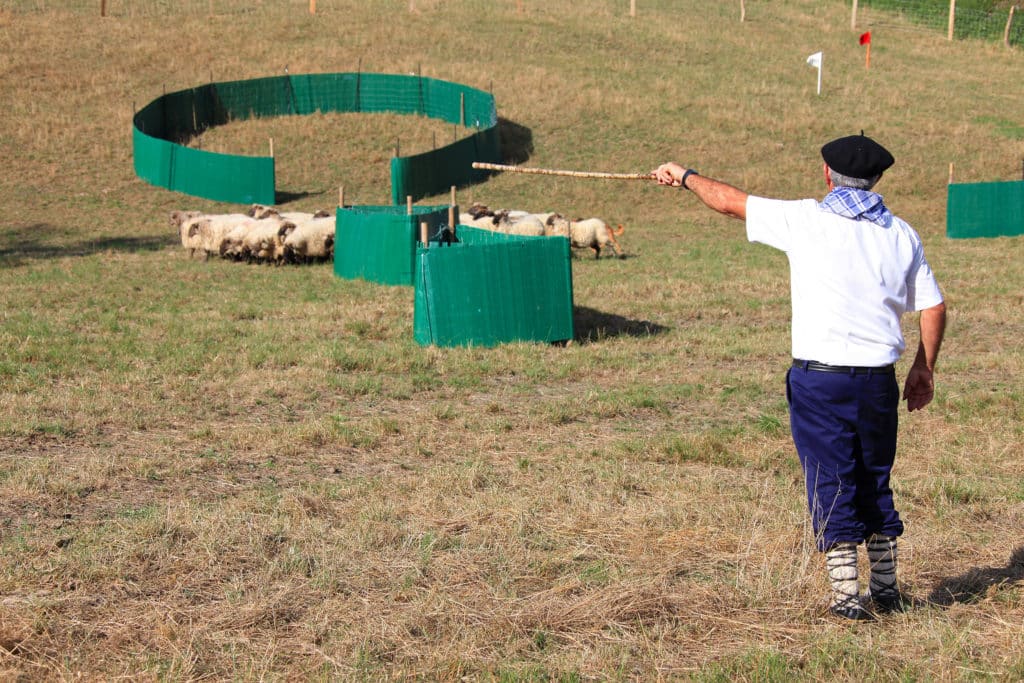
left=653, top=162, right=749, bottom=220
left=903, top=301, right=947, bottom=412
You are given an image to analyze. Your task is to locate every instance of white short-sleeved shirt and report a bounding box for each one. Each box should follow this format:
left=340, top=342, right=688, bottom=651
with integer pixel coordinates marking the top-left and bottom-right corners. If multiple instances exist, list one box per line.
left=746, top=195, right=944, bottom=366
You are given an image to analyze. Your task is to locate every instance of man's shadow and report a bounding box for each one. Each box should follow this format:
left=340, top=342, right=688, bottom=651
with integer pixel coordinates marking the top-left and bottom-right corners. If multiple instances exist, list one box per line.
left=927, top=546, right=1024, bottom=606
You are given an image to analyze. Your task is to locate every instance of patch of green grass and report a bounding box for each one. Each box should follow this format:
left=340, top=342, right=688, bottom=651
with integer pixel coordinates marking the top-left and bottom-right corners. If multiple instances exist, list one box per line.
left=974, top=115, right=1024, bottom=141
left=696, top=648, right=800, bottom=682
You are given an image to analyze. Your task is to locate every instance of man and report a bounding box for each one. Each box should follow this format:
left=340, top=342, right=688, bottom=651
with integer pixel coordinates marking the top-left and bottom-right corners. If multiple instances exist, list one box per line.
left=652, top=134, right=946, bottom=620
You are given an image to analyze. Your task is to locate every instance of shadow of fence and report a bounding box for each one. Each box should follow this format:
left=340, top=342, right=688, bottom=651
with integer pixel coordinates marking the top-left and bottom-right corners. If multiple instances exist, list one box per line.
left=572, top=306, right=669, bottom=344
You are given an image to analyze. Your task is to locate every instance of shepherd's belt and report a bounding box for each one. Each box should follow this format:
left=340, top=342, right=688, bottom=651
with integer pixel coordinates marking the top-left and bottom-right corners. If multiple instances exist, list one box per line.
left=792, top=359, right=895, bottom=375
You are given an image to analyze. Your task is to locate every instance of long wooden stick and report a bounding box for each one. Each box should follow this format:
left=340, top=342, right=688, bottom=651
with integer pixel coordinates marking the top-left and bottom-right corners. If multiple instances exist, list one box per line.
left=472, top=161, right=654, bottom=180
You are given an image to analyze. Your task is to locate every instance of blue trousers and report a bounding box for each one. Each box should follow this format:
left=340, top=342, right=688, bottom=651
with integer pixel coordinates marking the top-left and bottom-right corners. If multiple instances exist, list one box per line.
left=786, top=365, right=903, bottom=551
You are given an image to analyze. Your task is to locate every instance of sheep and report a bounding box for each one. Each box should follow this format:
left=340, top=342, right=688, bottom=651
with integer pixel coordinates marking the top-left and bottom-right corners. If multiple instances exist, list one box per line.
left=219, top=221, right=254, bottom=260
left=492, top=209, right=546, bottom=236
left=191, top=213, right=260, bottom=257
left=458, top=204, right=550, bottom=236
left=248, top=203, right=332, bottom=225
left=240, top=217, right=297, bottom=263
left=170, top=210, right=205, bottom=256
left=545, top=214, right=625, bottom=258
left=283, top=215, right=335, bottom=263
left=458, top=203, right=499, bottom=229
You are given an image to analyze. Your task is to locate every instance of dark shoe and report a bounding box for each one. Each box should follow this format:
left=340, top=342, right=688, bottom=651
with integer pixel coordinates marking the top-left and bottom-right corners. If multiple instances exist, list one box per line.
left=872, top=590, right=909, bottom=614
left=829, top=603, right=875, bottom=621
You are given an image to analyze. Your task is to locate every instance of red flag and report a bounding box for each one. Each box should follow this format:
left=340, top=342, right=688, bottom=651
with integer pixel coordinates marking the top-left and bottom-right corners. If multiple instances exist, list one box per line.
left=859, top=31, right=871, bottom=45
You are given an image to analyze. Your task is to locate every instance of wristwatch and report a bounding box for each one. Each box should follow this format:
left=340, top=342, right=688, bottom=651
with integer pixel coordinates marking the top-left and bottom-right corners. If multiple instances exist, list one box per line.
left=681, top=168, right=699, bottom=190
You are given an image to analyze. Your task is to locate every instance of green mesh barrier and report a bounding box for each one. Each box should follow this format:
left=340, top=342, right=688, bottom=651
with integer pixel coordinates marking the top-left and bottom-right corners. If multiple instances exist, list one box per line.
left=391, top=127, right=500, bottom=204
left=334, top=205, right=453, bottom=286
left=413, top=226, right=574, bottom=347
left=132, top=73, right=499, bottom=206
left=133, top=92, right=275, bottom=205
left=947, top=181, right=1024, bottom=239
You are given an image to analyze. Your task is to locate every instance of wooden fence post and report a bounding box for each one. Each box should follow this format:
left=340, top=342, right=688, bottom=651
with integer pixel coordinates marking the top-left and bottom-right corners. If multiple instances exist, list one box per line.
left=740, top=0, right=746, bottom=22
left=948, top=0, right=956, bottom=41
left=851, top=0, right=858, bottom=30
left=100, top=0, right=106, bottom=17
left=630, top=0, right=636, bottom=18
left=309, top=0, right=316, bottom=15
left=1005, top=6, right=1016, bottom=48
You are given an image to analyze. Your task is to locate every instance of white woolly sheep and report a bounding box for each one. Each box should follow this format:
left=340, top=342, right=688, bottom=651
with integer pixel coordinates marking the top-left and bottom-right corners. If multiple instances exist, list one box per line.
left=170, top=210, right=205, bottom=257
left=545, top=214, right=625, bottom=258
left=492, top=210, right=546, bottom=236
left=283, top=215, right=335, bottom=263
left=247, top=204, right=332, bottom=225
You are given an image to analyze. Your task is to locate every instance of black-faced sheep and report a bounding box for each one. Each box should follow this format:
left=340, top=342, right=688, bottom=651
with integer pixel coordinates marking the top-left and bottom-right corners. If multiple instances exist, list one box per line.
left=283, top=215, right=335, bottom=263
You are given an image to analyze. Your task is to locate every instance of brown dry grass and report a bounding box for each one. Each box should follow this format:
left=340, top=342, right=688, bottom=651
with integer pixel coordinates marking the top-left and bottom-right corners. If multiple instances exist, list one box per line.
left=1, top=0, right=1024, bottom=680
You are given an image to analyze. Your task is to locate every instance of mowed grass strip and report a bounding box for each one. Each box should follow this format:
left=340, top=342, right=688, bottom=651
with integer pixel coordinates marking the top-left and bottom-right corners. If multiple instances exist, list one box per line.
left=1, top=0, right=1023, bottom=679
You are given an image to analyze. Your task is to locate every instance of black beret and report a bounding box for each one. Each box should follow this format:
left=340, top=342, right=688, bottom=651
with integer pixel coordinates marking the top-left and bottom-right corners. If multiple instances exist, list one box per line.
left=821, top=134, right=894, bottom=179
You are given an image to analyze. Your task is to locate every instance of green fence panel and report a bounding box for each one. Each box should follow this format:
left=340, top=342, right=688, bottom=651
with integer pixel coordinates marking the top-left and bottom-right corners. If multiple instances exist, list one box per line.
left=391, top=127, right=501, bottom=204
left=413, top=226, right=574, bottom=347
left=334, top=205, right=453, bottom=286
left=133, top=73, right=499, bottom=206
left=133, top=118, right=275, bottom=205
left=288, top=73, right=360, bottom=115
left=947, top=181, right=1024, bottom=239
left=170, top=144, right=275, bottom=205
left=213, top=75, right=294, bottom=118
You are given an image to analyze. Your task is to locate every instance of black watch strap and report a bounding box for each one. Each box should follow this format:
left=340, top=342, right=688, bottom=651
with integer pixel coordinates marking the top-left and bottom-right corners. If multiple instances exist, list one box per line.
left=681, top=168, right=699, bottom=190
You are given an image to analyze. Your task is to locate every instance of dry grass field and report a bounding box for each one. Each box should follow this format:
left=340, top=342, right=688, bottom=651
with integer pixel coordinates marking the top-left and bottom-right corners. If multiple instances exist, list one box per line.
left=1, top=0, right=1023, bottom=679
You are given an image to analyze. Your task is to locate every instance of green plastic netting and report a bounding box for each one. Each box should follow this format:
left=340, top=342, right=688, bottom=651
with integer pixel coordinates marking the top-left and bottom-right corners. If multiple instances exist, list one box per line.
left=133, top=73, right=501, bottom=205
left=946, top=181, right=1024, bottom=239
left=413, top=226, right=574, bottom=347
left=334, top=204, right=453, bottom=286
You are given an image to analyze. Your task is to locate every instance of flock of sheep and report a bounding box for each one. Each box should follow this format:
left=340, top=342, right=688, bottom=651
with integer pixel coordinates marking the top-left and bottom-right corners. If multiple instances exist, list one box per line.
left=170, top=201, right=626, bottom=264
left=458, top=203, right=625, bottom=259
left=171, top=204, right=336, bottom=264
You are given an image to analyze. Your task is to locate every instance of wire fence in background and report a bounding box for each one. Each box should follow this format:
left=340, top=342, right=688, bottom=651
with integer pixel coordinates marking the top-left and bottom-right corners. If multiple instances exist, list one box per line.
left=857, top=0, right=1022, bottom=45
left=2, top=0, right=1020, bottom=47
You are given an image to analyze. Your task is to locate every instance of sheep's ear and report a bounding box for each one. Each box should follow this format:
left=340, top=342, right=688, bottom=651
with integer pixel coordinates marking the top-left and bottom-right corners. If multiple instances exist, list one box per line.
left=314, top=209, right=330, bottom=218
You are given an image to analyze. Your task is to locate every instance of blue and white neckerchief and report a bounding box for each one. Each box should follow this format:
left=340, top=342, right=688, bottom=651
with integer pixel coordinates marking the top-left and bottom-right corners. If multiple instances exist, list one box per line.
left=819, top=186, right=893, bottom=227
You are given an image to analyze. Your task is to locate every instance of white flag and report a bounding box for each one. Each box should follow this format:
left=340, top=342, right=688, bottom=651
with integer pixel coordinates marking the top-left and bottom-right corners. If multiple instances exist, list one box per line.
left=806, top=51, right=823, bottom=94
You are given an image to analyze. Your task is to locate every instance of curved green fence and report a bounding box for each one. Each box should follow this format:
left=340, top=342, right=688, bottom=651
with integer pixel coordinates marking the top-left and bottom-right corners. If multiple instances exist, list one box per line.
left=133, top=72, right=501, bottom=205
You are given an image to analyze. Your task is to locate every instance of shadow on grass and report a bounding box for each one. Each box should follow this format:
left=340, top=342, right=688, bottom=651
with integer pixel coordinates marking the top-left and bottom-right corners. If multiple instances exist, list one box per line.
left=499, top=117, right=534, bottom=165
left=275, top=189, right=324, bottom=205
left=927, top=546, right=1024, bottom=606
left=572, top=305, right=669, bottom=344
left=0, top=223, right=172, bottom=267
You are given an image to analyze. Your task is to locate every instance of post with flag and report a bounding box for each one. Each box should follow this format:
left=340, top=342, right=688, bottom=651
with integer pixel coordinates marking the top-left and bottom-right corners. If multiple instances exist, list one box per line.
left=860, top=31, right=872, bottom=69
left=806, top=51, right=823, bottom=95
